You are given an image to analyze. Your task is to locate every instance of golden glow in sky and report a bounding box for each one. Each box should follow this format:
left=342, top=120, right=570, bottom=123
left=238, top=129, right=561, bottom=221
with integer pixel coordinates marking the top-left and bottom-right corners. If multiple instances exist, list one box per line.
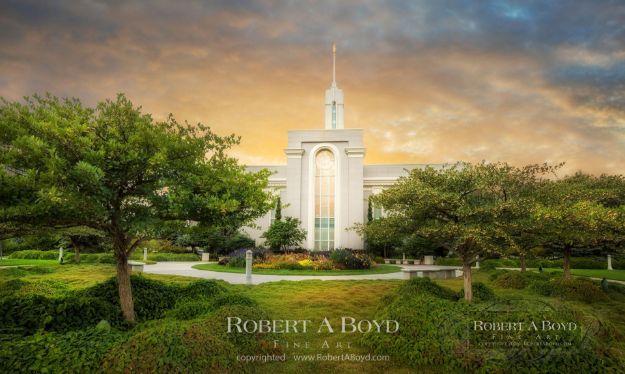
left=0, top=1, right=624, bottom=174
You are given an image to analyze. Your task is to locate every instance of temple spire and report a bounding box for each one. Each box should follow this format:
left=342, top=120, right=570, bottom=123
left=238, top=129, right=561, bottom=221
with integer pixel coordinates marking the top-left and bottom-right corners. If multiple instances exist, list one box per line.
left=324, top=42, right=344, bottom=129
left=332, top=42, right=336, bottom=86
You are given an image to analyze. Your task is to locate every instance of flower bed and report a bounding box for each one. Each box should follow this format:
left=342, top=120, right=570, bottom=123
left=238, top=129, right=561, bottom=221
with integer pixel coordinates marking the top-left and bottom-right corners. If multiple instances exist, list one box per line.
left=219, top=249, right=372, bottom=271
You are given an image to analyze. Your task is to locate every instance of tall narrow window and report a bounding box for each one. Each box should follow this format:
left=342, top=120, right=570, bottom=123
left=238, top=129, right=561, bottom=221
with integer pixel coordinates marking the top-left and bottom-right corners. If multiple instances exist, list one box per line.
left=331, top=101, right=336, bottom=129
left=315, top=149, right=335, bottom=250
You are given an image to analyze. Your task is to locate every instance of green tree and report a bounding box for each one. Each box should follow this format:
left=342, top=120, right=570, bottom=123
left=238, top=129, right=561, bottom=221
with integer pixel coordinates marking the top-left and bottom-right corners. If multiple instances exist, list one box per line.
left=275, top=196, right=282, bottom=221
left=373, top=162, right=541, bottom=301
left=354, top=216, right=401, bottom=258
left=367, top=196, right=373, bottom=222
left=164, top=156, right=274, bottom=238
left=532, top=173, right=625, bottom=279
left=59, top=226, right=106, bottom=264
left=0, top=94, right=269, bottom=323
left=261, top=217, right=306, bottom=251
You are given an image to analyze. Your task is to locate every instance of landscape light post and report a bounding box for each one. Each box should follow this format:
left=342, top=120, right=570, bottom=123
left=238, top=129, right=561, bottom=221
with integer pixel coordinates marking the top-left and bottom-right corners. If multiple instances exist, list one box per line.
left=246, top=250, right=253, bottom=285
left=608, top=254, right=613, bottom=271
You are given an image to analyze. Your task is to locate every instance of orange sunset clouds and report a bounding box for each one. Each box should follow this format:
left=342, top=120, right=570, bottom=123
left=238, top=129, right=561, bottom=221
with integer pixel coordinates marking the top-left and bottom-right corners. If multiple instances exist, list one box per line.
left=1, top=1, right=624, bottom=174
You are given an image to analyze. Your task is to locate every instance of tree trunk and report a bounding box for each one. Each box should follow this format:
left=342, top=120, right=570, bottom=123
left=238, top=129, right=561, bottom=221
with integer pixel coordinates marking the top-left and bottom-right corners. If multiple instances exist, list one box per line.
left=563, top=247, right=572, bottom=280
left=70, top=238, right=80, bottom=264
left=115, top=249, right=135, bottom=324
left=520, top=253, right=526, bottom=272
left=463, top=261, right=473, bottom=302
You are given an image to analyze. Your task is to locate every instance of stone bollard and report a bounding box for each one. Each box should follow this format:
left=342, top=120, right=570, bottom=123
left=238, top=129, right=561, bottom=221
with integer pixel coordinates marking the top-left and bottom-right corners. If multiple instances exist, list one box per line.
left=475, top=255, right=480, bottom=269
left=245, top=250, right=253, bottom=285
left=608, top=254, right=613, bottom=271
left=201, top=252, right=210, bottom=262
left=143, top=247, right=148, bottom=262
left=58, top=247, right=64, bottom=264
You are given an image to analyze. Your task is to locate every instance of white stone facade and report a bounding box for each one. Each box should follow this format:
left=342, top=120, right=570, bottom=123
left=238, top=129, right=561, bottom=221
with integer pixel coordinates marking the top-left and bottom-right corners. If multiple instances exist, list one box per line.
left=243, top=45, right=444, bottom=250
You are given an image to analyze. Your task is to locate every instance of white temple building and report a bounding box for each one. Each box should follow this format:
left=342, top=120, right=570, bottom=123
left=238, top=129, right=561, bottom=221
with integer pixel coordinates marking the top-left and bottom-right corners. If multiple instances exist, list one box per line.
left=245, top=44, right=444, bottom=250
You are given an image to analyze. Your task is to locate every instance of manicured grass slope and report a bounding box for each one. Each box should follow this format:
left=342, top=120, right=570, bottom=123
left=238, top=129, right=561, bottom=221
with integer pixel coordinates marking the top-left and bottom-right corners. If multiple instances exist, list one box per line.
left=2, top=263, right=625, bottom=373
left=193, top=263, right=401, bottom=275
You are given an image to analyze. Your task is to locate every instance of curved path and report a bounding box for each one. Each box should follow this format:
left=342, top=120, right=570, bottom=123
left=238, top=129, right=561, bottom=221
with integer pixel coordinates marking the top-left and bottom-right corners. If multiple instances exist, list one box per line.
left=143, top=262, right=460, bottom=285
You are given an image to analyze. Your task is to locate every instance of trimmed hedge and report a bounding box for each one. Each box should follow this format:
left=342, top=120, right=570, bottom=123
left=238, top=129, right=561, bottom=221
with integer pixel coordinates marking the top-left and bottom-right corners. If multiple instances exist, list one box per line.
left=9, top=250, right=200, bottom=263
left=139, top=252, right=200, bottom=262
left=8, top=250, right=59, bottom=260
left=435, top=256, right=625, bottom=270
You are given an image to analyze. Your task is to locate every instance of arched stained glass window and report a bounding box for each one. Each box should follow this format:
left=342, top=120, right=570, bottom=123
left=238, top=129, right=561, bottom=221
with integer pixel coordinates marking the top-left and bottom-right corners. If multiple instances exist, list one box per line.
left=314, top=149, right=335, bottom=250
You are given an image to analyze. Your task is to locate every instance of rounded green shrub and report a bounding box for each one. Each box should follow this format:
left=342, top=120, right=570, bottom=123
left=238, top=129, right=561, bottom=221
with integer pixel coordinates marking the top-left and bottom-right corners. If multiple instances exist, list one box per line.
left=83, top=275, right=179, bottom=322
left=493, top=271, right=530, bottom=289
left=529, top=277, right=609, bottom=303
left=400, top=277, right=459, bottom=300
left=180, top=279, right=226, bottom=299
left=211, top=293, right=257, bottom=309
left=166, top=299, right=214, bottom=320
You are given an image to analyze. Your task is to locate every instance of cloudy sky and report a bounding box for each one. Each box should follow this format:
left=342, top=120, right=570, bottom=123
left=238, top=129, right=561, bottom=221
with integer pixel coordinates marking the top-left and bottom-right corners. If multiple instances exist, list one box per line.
left=1, top=0, right=624, bottom=174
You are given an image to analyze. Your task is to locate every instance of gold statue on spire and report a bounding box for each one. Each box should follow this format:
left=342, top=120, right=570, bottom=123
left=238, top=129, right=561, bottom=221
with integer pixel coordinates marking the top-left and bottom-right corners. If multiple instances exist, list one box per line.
left=332, top=42, right=336, bottom=54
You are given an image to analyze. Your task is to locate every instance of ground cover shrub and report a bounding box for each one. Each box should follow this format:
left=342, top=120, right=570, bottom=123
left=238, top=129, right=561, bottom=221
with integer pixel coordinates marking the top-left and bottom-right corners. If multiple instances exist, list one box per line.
left=0, top=294, right=121, bottom=335
left=492, top=270, right=554, bottom=289
left=0, top=277, right=231, bottom=335
left=0, top=266, right=54, bottom=279
left=399, top=277, right=459, bottom=301
left=457, top=282, right=495, bottom=302
left=363, top=277, right=622, bottom=372
left=165, top=299, right=214, bottom=320
left=529, top=277, right=608, bottom=303
left=487, top=269, right=508, bottom=281
left=83, top=276, right=180, bottom=322
left=493, top=271, right=529, bottom=289
left=10, top=279, right=70, bottom=297
left=0, top=327, right=128, bottom=373
left=102, top=305, right=280, bottom=374
left=166, top=293, right=257, bottom=321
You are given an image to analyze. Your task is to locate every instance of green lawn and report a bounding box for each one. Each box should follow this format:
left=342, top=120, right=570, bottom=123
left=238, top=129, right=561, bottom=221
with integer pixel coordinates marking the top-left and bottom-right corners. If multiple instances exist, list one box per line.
left=2, top=264, right=625, bottom=373
left=0, top=259, right=59, bottom=267
left=540, top=268, right=625, bottom=282
left=192, top=263, right=401, bottom=275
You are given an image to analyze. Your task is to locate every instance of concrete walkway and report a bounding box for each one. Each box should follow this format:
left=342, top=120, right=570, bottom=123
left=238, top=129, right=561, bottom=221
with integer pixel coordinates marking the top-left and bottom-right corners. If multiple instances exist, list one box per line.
left=142, top=262, right=460, bottom=285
